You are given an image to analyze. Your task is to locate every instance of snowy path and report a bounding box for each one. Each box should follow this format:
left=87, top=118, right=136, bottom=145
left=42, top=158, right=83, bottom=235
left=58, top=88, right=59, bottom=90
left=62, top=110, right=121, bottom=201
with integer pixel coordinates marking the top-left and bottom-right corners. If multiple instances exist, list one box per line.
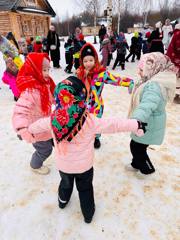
left=0, top=36, right=179, bottom=240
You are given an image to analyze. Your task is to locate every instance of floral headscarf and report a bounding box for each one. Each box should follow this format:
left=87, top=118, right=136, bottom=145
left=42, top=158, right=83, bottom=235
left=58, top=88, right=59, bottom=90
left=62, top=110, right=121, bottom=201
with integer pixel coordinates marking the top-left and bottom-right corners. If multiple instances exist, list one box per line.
left=51, top=76, right=87, bottom=142
left=138, top=52, right=176, bottom=84
left=128, top=52, right=177, bottom=117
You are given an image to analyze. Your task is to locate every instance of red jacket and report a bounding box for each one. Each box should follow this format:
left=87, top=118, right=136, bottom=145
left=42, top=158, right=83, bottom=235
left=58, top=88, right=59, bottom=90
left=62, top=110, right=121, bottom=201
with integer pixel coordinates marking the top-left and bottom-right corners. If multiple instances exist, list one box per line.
left=166, top=29, right=180, bottom=70
left=33, top=42, right=42, bottom=53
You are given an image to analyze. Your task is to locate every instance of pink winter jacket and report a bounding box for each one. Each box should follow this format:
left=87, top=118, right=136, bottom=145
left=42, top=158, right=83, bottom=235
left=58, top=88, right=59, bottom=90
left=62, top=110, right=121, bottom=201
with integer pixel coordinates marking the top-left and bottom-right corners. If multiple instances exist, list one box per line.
left=12, top=89, right=53, bottom=142
left=28, top=114, right=140, bottom=173
left=2, top=71, right=20, bottom=98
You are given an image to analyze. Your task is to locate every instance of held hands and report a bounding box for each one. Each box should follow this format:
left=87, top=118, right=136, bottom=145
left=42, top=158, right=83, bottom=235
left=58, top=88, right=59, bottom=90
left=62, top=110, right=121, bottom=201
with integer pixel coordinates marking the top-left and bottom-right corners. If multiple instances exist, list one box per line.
left=17, top=128, right=36, bottom=143
left=134, top=121, right=147, bottom=137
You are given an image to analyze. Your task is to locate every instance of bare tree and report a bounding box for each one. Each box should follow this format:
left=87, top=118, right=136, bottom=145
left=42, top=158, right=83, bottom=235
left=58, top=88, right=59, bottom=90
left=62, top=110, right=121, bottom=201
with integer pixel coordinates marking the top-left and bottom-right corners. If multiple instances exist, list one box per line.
left=75, top=0, right=102, bottom=43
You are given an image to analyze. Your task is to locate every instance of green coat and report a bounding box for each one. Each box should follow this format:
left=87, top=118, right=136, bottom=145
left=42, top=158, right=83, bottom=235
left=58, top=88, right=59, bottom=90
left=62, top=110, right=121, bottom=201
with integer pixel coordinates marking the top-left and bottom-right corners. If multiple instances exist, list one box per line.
left=131, top=81, right=167, bottom=145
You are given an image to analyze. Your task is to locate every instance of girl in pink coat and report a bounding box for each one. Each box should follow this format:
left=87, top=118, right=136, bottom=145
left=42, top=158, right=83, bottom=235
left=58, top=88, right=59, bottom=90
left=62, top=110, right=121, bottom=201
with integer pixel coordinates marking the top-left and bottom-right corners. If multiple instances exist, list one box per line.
left=2, top=57, right=20, bottom=101
left=12, top=52, right=56, bottom=175
left=27, top=76, right=146, bottom=223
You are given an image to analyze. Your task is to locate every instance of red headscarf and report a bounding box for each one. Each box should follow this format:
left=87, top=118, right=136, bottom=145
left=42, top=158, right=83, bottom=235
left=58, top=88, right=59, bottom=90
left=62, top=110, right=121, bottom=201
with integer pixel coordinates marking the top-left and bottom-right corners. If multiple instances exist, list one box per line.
left=16, top=52, right=56, bottom=115
left=77, top=43, right=105, bottom=86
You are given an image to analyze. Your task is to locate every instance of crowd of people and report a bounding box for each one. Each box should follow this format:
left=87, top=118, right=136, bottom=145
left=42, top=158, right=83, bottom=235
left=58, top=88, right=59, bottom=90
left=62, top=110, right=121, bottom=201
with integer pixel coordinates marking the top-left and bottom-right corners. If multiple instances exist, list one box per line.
left=0, top=17, right=179, bottom=224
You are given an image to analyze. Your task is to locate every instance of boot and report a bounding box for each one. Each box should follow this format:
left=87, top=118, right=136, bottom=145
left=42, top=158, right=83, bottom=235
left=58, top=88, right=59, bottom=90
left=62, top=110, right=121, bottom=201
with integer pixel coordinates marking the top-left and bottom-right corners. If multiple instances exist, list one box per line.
left=84, top=206, right=95, bottom=224
left=139, top=158, right=155, bottom=175
left=58, top=196, right=68, bottom=209
left=94, top=138, right=101, bottom=149
left=173, top=94, right=180, bottom=104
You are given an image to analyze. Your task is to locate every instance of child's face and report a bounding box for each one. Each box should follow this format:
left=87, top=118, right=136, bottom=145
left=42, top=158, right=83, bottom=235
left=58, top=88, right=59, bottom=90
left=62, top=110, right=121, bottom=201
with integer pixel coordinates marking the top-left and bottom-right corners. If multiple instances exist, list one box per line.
left=42, top=58, right=50, bottom=81
left=83, top=56, right=95, bottom=71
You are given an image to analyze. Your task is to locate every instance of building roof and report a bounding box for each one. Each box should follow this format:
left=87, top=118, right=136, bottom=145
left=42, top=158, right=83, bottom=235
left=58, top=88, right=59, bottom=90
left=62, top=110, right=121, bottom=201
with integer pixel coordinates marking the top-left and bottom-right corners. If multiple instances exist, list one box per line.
left=0, top=0, right=56, bottom=17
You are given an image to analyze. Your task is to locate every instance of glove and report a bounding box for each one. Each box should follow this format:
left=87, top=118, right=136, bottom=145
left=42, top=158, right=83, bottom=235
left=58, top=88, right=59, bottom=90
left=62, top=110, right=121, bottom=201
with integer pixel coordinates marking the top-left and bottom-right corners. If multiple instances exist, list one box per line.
left=17, top=128, right=36, bottom=143
left=137, top=121, right=147, bottom=133
left=135, top=121, right=147, bottom=137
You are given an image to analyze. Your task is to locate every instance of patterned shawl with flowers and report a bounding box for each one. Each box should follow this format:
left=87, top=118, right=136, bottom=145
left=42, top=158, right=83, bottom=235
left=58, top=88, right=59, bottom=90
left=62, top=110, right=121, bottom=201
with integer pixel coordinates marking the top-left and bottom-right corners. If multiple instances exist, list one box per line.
left=51, top=76, right=87, bottom=142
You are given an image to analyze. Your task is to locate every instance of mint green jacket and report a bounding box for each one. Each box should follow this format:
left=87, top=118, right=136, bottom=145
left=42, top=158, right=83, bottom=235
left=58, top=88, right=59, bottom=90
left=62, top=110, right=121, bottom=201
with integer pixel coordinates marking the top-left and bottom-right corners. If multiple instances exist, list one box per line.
left=131, top=81, right=167, bottom=145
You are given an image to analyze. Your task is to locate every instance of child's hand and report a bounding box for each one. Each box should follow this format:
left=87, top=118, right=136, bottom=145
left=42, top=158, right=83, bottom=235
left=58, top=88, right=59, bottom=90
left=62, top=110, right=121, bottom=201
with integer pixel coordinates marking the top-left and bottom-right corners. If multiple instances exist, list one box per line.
left=17, top=128, right=36, bottom=143
left=135, top=121, right=147, bottom=137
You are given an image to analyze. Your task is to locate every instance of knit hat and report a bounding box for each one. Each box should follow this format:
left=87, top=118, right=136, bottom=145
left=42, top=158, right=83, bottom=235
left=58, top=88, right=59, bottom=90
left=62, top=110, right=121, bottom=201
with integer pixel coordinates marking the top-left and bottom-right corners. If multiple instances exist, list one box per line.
left=51, top=76, right=88, bottom=142
left=79, top=33, right=84, bottom=41
left=36, top=36, right=41, bottom=42
left=80, top=44, right=95, bottom=60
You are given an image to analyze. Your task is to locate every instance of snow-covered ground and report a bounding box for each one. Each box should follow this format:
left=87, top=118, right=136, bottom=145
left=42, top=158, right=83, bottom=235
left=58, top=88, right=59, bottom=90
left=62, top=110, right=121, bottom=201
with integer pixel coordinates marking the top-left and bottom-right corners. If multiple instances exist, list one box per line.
left=0, top=36, right=179, bottom=240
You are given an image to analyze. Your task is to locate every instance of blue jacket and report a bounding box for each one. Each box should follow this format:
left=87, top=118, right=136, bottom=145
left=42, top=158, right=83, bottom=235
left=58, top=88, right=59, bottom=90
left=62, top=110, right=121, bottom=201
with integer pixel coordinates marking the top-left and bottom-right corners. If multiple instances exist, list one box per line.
left=131, top=81, right=167, bottom=145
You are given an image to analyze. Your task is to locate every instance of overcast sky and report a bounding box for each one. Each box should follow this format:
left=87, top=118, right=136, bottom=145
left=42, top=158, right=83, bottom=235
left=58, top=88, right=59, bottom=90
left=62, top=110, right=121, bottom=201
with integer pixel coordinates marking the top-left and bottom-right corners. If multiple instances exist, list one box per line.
left=48, top=0, right=81, bottom=20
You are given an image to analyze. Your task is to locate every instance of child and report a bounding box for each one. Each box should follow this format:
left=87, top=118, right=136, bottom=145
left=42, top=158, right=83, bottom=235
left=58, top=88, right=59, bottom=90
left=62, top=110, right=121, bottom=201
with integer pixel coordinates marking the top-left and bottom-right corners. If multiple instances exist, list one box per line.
left=33, top=36, right=43, bottom=53
left=2, top=57, right=20, bottom=101
left=73, top=34, right=86, bottom=70
left=12, top=53, right=56, bottom=175
left=26, top=37, right=34, bottom=53
left=112, top=32, right=129, bottom=70
left=100, top=35, right=112, bottom=68
left=18, top=38, right=28, bottom=59
left=64, top=38, right=73, bottom=73
left=125, top=32, right=139, bottom=62
left=127, top=52, right=176, bottom=176
left=77, top=43, right=134, bottom=148
left=27, top=76, right=145, bottom=223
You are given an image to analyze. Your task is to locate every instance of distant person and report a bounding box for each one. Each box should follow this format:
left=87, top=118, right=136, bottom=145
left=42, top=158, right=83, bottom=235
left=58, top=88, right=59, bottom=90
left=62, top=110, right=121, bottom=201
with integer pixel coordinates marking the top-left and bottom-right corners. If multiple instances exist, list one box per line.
left=47, top=25, right=61, bottom=68
left=125, top=32, right=139, bottom=62
left=162, top=19, right=173, bottom=50
left=166, top=23, right=180, bottom=104
left=98, top=25, right=107, bottom=44
left=64, top=37, right=73, bottom=73
left=112, top=32, right=129, bottom=70
left=148, top=21, right=164, bottom=54
left=33, top=36, right=42, bottom=53
left=26, top=37, right=34, bottom=53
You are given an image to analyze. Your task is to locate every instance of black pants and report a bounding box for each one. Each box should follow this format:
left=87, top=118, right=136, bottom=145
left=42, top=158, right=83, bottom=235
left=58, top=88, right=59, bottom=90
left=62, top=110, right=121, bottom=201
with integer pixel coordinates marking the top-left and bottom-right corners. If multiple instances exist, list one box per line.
left=58, top=167, right=95, bottom=219
left=50, top=50, right=60, bottom=68
left=125, top=51, right=136, bottom=62
left=113, top=54, right=125, bottom=70
left=74, top=58, right=80, bottom=70
left=130, top=140, right=155, bottom=174
left=107, top=53, right=112, bottom=66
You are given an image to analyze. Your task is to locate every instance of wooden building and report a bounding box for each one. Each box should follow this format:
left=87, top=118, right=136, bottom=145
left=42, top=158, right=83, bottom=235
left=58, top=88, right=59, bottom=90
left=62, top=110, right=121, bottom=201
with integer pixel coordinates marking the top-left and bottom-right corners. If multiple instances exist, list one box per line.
left=81, top=26, right=101, bottom=36
left=0, top=0, right=55, bottom=40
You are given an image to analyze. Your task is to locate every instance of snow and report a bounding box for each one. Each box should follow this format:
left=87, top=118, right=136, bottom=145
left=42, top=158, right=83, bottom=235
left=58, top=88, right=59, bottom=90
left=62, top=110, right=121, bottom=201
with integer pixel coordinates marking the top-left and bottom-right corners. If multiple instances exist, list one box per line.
left=0, top=36, right=179, bottom=240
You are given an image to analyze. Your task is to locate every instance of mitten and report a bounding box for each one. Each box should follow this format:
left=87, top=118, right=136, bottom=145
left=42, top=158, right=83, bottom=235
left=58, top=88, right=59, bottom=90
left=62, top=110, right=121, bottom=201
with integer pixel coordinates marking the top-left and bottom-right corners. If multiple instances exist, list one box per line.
left=135, top=121, right=147, bottom=137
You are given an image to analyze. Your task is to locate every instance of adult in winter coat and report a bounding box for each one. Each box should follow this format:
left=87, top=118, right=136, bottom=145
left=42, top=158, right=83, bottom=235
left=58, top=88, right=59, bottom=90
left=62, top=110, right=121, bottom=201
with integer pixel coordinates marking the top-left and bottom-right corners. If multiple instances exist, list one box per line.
left=162, top=19, right=173, bottom=50
left=47, top=25, right=61, bottom=68
left=148, top=21, right=164, bottom=54
left=166, top=23, right=180, bottom=104
left=98, top=25, right=107, bottom=44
